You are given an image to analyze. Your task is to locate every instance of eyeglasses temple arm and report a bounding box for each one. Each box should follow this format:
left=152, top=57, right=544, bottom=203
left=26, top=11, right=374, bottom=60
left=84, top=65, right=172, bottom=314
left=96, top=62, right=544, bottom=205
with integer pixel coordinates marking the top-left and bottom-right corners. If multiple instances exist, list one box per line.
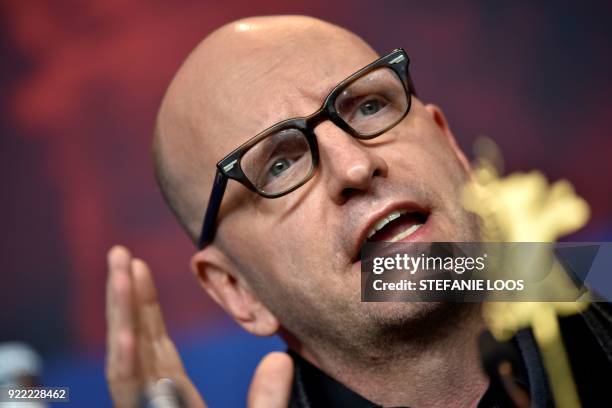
left=197, top=169, right=228, bottom=249
left=406, top=70, right=417, bottom=97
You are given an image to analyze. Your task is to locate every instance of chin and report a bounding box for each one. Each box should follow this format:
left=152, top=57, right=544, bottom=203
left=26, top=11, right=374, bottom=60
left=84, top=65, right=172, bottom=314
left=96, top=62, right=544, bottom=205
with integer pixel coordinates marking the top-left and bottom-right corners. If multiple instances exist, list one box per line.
left=361, top=302, right=478, bottom=343
left=363, top=301, right=445, bottom=323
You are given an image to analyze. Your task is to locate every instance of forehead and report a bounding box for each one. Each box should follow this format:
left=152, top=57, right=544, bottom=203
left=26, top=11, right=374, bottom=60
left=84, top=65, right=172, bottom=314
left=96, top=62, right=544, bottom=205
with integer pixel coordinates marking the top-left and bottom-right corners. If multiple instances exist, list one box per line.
left=204, top=35, right=379, bottom=160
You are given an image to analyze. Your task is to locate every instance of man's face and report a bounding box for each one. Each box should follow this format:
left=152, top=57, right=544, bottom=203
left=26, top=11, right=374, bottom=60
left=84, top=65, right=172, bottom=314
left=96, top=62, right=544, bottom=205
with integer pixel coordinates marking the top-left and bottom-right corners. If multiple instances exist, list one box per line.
left=200, top=22, right=480, bottom=352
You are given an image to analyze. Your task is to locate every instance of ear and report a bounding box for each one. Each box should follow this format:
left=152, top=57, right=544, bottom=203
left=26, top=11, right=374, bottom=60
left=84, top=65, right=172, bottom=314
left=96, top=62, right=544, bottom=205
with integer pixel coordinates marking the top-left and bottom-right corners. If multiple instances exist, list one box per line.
left=424, top=104, right=472, bottom=175
left=191, top=246, right=280, bottom=336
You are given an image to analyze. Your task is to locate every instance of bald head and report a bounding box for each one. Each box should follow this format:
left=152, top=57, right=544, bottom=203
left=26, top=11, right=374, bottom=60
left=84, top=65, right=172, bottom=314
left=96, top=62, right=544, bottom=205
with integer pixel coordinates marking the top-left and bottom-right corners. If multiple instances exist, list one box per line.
left=153, top=15, right=376, bottom=242
left=152, top=15, right=483, bottom=380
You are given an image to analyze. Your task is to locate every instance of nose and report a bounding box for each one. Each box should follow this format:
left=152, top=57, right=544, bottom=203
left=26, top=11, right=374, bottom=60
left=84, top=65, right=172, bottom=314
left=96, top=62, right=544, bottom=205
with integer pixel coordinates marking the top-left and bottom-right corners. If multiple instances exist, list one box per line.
left=315, top=121, right=388, bottom=204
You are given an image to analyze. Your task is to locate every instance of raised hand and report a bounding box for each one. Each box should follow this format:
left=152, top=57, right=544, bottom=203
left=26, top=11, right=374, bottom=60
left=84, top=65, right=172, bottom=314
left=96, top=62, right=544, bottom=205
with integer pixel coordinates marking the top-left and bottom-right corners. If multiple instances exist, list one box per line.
left=105, top=246, right=293, bottom=407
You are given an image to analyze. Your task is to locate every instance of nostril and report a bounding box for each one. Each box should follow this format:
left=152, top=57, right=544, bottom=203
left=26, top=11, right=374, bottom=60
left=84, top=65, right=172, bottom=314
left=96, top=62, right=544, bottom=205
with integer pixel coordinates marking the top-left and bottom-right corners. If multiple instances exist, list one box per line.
left=341, top=187, right=360, bottom=200
left=340, top=167, right=382, bottom=200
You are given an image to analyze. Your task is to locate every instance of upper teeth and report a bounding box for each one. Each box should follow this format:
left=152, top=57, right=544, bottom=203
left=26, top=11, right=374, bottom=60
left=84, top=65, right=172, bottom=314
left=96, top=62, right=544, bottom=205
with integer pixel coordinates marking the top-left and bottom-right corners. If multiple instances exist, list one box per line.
left=366, top=209, right=408, bottom=239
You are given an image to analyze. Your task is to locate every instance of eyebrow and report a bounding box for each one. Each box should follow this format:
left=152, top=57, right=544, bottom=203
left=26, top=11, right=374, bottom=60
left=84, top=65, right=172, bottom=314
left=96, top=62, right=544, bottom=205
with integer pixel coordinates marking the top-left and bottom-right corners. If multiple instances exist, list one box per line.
left=251, top=79, right=332, bottom=132
left=293, top=81, right=334, bottom=109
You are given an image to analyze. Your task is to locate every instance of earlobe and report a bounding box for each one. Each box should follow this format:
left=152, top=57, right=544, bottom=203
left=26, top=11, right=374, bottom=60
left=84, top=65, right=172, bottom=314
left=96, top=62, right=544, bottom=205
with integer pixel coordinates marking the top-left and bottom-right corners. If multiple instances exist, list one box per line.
left=424, top=104, right=472, bottom=175
left=190, top=247, right=280, bottom=336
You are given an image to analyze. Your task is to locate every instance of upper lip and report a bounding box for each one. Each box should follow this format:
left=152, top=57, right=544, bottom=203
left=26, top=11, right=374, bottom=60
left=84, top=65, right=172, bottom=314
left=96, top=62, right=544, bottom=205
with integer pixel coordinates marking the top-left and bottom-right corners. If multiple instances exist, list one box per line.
left=353, top=201, right=429, bottom=262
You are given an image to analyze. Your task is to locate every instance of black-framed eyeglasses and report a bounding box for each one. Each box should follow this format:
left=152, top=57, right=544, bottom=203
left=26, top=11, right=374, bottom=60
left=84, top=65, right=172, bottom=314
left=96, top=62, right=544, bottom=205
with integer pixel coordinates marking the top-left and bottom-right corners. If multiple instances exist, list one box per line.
left=197, top=48, right=417, bottom=249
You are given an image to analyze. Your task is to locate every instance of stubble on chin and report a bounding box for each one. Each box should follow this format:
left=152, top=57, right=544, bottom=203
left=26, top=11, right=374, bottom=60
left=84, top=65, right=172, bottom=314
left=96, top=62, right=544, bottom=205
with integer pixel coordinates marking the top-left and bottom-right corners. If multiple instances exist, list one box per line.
left=351, top=301, right=482, bottom=356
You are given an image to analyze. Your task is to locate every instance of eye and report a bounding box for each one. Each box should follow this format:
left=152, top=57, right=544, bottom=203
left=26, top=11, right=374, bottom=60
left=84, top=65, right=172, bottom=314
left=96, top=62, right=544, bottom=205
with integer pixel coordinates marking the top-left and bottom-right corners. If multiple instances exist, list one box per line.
left=268, top=157, right=293, bottom=178
left=358, top=98, right=386, bottom=116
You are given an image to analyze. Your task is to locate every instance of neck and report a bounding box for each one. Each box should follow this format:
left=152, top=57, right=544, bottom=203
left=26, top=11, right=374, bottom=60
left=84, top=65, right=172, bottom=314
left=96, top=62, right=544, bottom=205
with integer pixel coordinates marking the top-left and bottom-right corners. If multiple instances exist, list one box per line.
left=291, top=304, right=488, bottom=408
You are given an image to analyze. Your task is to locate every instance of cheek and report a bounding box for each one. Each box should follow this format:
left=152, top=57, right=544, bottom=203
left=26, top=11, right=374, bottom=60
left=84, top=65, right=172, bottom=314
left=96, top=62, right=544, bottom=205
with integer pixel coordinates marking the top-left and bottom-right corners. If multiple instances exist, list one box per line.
left=393, top=119, right=468, bottom=192
left=427, top=145, right=468, bottom=191
left=274, top=211, right=338, bottom=275
left=221, top=174, right=342, bottom=284
left=253, top=212, right=352, bottom=302
left=230, top=210, right=329, bottom=283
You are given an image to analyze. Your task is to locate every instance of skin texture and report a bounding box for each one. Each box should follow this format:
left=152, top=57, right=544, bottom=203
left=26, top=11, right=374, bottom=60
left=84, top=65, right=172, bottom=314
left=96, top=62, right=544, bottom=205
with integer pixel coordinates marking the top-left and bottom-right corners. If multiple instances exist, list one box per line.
left=107, top=15, right=488, bottom=408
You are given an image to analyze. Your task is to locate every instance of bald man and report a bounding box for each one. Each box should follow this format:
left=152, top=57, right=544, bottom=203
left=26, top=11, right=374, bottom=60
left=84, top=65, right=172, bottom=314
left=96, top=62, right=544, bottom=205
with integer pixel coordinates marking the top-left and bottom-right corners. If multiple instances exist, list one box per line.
left=105, top=16, right=532, bottom=407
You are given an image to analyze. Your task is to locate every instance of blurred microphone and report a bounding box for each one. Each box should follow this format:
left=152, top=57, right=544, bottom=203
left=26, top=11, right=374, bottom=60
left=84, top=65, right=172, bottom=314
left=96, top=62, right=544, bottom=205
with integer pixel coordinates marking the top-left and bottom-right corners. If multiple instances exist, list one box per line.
left=0, top=342, right=46, bottom=408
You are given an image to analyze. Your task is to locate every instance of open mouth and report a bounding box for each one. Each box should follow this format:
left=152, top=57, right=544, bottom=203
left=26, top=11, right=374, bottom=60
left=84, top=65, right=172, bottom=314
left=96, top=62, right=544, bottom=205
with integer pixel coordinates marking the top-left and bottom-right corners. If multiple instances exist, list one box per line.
left=352, top=208, right=430, bottom=264
left=366, top=209, right=429, bottom=242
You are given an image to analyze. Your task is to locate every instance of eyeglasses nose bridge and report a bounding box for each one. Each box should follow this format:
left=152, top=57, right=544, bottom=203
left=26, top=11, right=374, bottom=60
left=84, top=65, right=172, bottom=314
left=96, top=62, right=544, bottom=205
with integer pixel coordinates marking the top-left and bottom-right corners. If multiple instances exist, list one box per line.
left=304, top=104, right=357, bottom=145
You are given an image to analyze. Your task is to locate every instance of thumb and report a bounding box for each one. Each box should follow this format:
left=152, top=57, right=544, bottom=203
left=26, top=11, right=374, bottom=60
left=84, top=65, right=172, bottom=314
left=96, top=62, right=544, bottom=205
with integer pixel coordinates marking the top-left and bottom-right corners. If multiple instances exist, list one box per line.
left=247, top=352, right=294, bottom=408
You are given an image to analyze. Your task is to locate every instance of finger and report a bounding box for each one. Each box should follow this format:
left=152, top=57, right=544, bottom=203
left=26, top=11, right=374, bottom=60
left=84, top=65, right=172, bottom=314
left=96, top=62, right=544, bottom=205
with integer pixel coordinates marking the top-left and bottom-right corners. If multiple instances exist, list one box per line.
left=131, top=258, right=167, bottom=383
left=107, top=246, right=135, bottom=340
left=248, top=352, right=294, bottom=408
left=131, top=259, right=184, bottom=380
left=131, top=258, right=168, bottom=341
left=105, top=245, right=140, bottom=407
left=131, top=259, right=207, bottom=408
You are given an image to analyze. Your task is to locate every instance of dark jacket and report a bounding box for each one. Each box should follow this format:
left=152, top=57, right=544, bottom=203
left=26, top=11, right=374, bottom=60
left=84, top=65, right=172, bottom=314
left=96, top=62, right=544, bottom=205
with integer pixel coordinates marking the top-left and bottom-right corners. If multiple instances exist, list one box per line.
left=288, top=303, right=612, bottom=407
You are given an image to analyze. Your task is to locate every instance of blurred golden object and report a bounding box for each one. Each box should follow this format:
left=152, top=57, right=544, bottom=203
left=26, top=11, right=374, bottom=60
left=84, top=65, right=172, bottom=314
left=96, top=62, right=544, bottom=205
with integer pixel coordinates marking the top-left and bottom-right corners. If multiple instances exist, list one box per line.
left=462, top=137, right=591, bottom=408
